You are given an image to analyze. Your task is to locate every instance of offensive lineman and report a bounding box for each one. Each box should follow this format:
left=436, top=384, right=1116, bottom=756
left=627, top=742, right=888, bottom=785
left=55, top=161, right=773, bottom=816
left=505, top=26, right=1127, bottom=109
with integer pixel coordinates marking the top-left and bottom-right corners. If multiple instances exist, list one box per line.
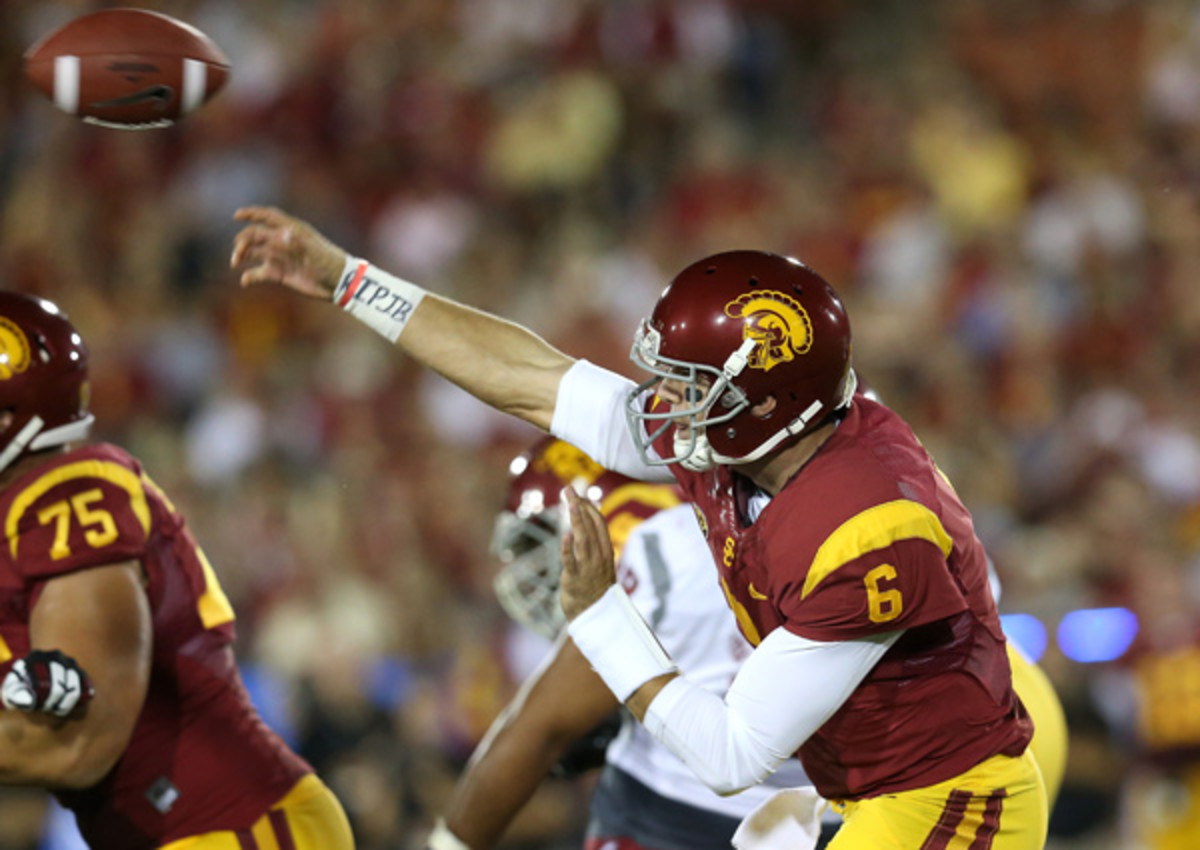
left=231, top=206, right=1049, bottom=849
left=0, top=292, right=355, bottom=849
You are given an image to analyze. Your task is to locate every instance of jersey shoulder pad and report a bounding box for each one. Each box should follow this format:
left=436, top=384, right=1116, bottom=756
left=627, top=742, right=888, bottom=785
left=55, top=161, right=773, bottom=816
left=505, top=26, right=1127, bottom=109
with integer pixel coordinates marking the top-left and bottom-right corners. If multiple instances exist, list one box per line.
left=5, top=445, right=152, bottom=580
left=778, top=498, right=968, bottom=640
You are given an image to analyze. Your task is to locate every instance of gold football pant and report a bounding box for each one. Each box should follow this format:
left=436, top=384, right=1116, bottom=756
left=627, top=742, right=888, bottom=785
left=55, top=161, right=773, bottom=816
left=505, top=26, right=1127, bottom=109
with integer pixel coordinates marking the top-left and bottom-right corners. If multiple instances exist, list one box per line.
left=157, top=774, right=355, bottom=850
left=828, top=750, right=1047, bottom=850
left=1007, top=642, right=1068, bottom=806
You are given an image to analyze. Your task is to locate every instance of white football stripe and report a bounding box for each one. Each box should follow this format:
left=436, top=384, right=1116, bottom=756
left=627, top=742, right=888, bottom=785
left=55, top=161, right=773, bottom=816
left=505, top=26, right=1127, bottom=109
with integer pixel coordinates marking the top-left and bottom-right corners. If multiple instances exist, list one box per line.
left=181, top=59, right=207, bottom=114
left=53, top=55, right=80, bottom=114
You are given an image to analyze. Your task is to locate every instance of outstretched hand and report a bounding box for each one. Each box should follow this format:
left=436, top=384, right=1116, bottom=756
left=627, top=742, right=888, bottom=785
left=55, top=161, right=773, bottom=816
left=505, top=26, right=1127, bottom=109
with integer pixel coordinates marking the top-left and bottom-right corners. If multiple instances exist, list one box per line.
left=230, top=206, right=348, bottom=300
left=559, top=486, right=617, bottom=621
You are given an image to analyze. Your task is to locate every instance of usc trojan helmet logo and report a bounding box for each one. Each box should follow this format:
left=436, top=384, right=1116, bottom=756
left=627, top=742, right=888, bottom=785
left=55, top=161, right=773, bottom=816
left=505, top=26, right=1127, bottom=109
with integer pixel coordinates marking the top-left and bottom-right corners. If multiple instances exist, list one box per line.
left=0, top=316, right=32, bottom=380
left=724, top=291, right=813, bottom=372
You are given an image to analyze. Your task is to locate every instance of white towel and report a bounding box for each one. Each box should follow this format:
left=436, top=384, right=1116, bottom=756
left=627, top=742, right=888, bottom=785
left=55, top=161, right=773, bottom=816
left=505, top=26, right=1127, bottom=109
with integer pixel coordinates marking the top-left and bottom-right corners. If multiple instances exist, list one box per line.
left=731, top=786, right=828, bottom=850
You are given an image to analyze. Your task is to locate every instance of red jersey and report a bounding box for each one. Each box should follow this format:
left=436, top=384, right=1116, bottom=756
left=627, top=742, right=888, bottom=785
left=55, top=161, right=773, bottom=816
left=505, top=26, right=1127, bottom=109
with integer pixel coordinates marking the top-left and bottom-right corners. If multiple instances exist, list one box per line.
left=0, top=444, right=309, bottom=848
left=665, top=394, right=1032, bottom=799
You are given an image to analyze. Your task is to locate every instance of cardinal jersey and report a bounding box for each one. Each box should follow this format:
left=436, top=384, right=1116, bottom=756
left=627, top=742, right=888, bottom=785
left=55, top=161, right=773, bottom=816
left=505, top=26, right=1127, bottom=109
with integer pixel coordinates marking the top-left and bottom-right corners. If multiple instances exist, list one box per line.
left=664, top=394, right=1032, bottom=800
left=0, top=444, right=309, bottom=848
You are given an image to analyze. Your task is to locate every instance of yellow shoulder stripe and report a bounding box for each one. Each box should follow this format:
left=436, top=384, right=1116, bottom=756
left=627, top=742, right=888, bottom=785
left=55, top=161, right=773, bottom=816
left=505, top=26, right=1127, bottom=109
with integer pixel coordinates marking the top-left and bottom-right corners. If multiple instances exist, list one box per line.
left=801, top=499, right=953, bottom=600
left=599, top=483, right=681, bottom=516
left=7, top=460, right=150, bottom=558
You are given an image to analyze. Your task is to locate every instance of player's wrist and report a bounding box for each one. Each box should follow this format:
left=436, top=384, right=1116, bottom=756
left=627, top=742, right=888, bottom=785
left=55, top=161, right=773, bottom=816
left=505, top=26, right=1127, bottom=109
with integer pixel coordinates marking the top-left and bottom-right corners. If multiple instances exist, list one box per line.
left=567, top=585, right=677, bottom=702
left=333, top=256, right=427, bottom=343
left=427, top=818, right=471, bottom=850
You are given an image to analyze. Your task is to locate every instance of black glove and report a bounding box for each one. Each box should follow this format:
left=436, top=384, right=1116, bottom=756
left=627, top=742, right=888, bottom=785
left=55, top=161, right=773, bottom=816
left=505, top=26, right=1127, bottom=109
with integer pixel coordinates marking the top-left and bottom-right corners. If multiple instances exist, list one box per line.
left=2, top=649, right=95, bottom=718
left=551, top=710, right=622, bottom=778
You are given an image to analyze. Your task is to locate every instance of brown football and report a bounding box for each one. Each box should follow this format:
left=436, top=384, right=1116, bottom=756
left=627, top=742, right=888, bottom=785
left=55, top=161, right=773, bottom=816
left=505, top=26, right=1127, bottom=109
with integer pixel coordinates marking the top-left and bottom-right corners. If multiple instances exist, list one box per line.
left=24, top=8, right=230, bottom=129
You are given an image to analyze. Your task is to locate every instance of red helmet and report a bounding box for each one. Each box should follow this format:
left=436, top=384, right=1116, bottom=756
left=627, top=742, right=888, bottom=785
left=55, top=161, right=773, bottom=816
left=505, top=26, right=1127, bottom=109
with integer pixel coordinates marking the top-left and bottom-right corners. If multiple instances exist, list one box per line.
left=626, top=251, right=855, bottom=471
left=491, top=437, right=643, bottom=639
left=0, top=293, right=93, bottom=474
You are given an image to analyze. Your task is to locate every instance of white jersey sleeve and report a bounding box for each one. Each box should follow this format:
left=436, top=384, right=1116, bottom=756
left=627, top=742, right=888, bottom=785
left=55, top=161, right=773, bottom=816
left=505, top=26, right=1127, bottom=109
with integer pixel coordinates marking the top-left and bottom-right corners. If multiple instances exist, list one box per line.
left=643, top=626, right=902, bottom=795
left=551, top=360, right=673, bottom=482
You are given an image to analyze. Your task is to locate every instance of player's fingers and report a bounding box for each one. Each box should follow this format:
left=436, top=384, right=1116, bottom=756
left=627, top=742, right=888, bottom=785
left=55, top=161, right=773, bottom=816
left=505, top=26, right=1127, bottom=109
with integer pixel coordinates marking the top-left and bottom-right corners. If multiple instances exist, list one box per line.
left=562, top=488, right=595, bottom=559
left=230, top=225, right=283, bottom=267
left=233, top=205, right=289, bottom=225
left=581, top=500, right=610, bottom=558
left=2, top=681, right=34, bottom=710
left=563, top=486, right=581, bottom=526
left=239, top=262, right=283, bottom=288
left=1, top=661, right=34, bottom=710
left=560, top=529, right=577, bottom=575
left=568, top=496, right=607, bottom=566
left=45, top=662, right=67, bottom=713
left=57, top=668, right=82, bottom=716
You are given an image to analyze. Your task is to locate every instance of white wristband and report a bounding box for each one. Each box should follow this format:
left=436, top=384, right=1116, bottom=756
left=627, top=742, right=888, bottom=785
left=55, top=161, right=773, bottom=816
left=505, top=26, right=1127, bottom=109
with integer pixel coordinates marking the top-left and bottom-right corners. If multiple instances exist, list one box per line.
left=333, top=256, right=427, bottom=343
left=567, top=585, right=677, bottom=702
left=427, top=818, right=471, bottom=850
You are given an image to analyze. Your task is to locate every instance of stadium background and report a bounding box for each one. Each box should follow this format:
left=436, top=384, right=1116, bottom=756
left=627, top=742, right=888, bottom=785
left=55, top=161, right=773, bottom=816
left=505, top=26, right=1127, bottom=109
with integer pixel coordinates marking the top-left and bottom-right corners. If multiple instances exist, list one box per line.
left=1, top=1, right=1196, bottom=847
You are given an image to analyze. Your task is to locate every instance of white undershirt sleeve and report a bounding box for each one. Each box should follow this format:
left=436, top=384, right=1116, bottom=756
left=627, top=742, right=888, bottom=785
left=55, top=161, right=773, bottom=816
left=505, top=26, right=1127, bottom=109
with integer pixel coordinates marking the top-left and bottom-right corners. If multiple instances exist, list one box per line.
left=551, top=360, right=674, bottom=482
left=642, top=626, right=902, bottom=795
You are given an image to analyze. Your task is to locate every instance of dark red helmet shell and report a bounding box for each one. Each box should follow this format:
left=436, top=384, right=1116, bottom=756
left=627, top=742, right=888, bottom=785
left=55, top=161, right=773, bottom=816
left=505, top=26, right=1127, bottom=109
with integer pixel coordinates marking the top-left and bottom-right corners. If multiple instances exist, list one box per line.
left=642, top=250, right=853, bottom=460
left=0, top=293, right=91, bottom=471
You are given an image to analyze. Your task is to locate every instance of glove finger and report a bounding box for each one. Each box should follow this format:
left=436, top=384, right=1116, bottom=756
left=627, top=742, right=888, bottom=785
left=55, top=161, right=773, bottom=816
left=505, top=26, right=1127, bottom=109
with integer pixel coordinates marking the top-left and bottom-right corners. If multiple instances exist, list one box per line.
left=2, top=661, right=36, bottom=711
left=2, top=682, right=36, bottom=710
left=45, top=661, right=68, bottom=713
left=47, top=667, right=81, bottom=717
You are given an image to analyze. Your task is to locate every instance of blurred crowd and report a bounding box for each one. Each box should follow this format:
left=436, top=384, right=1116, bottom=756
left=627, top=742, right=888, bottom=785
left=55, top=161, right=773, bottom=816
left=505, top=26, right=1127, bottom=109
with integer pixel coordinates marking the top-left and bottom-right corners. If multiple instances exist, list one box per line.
left=2, top=0, right=1200, bottom=847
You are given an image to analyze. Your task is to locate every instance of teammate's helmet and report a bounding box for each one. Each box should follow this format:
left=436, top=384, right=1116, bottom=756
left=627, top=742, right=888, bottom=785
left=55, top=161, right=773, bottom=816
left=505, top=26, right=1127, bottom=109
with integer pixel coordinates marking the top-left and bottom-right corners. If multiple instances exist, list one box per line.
left=0, top=293, right=93, bottom=474
left=491, top=437, right=639, bottom=639
left=626, top=250, right=856, bottom=471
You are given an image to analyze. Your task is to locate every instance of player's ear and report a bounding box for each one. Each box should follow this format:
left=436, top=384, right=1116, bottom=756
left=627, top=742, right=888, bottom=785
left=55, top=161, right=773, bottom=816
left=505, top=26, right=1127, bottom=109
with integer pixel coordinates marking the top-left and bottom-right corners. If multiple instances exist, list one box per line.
left=0, top=411, right=12, bottom=431
left=749, top=396, right=777, bottom=419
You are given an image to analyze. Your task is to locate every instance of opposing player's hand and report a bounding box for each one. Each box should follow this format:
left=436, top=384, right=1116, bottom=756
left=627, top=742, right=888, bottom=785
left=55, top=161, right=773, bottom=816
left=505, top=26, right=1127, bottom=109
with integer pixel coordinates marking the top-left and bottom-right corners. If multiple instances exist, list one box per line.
left=560, top=486, right=617, bottom=620
left=2, top=649, right=95, bottom=719
left=230, top=206, right=347, bottom=299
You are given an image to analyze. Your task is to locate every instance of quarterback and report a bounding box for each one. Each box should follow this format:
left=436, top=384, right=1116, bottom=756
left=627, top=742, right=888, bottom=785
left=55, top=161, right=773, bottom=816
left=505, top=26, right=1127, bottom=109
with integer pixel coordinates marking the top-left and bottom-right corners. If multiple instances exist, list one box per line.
left=429, top=436, right=813, bottom=850
left=232, top=206, right=1049, bottom=848
left=0, top=292, right=354, bottom=849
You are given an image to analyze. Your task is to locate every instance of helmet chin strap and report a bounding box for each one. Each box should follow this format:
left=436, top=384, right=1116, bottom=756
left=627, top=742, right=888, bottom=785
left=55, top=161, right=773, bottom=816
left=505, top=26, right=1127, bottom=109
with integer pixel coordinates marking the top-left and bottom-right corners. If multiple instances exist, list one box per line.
left=30, top=414, right=95, bottom=451
left=0, top=416, right=45, bottom=475
left=701, top=370, right=860, bottom=469
left=0, top=414, right=95, bottom=476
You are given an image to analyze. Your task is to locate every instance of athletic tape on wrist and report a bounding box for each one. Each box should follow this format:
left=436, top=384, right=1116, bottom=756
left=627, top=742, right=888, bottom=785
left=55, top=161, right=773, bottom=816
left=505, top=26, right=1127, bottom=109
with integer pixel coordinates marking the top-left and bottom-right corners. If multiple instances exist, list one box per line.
left=426, top=818, right=471, bottom=850
left=333, top=256, right=427, bottom=343
left=567, top=585, right=677, bottom=702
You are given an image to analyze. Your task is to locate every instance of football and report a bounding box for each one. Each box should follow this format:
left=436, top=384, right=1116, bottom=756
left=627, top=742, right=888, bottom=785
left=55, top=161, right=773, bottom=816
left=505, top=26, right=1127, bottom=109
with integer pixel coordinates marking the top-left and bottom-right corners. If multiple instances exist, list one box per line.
left=24, top=8, right=230, bottom=129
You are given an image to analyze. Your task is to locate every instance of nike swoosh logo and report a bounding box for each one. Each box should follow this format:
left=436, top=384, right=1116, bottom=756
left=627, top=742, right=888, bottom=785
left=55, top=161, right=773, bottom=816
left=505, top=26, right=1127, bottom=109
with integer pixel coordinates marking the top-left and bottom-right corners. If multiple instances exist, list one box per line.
left=89, top=85, right=174, bottom=110
left=748, top=583, right=768, bottom=600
